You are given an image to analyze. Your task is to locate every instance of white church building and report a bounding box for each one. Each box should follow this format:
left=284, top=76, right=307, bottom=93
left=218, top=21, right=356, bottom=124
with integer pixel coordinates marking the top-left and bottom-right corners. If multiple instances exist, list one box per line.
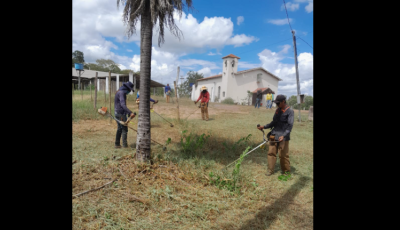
left=191, top=54, right=282, bottom=106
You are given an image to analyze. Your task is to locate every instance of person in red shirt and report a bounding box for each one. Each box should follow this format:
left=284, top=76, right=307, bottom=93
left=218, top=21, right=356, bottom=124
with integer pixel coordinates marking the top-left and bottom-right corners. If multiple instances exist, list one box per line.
left=194, top=86, right=210, bottom=121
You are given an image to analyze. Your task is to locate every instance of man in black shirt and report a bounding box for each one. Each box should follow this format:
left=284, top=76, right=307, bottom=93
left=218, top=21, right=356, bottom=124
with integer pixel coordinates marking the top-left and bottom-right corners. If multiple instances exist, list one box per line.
left=257, top=95, right=294, bottom=176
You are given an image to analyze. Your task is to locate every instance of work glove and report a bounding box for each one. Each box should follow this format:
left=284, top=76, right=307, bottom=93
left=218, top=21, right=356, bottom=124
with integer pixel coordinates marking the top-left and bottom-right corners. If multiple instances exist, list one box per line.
left=130, top=112, right=136, bottom=118
left=153, top=100, right=158, bottom=104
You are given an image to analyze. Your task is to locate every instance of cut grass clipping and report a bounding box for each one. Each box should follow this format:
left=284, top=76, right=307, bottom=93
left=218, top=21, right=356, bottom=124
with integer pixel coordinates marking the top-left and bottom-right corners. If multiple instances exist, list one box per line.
left=73, top=95, right=313, bottom=229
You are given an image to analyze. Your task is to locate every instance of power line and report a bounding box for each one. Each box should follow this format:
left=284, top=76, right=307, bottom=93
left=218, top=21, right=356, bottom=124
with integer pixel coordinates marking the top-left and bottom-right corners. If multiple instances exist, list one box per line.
left=282, top=0, right=293, bottom=32
left=297, top=37, right=313, bottom=49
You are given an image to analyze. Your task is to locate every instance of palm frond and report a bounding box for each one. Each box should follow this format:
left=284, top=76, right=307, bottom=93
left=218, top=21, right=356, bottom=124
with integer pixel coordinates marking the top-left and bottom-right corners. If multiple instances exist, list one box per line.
left=118, top=0, right=194, bottom=46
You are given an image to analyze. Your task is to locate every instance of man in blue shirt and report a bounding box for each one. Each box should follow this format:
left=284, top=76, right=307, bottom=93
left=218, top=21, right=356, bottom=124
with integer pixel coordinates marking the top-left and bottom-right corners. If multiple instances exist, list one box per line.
left=165, top=84, right=171, bottom=103
left=136, top=91, right=158, bottom=109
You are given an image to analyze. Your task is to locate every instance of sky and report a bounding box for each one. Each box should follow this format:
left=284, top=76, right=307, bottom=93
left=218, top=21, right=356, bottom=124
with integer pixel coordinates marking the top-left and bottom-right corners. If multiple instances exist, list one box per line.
left=72, top=0, right=313, bottom=97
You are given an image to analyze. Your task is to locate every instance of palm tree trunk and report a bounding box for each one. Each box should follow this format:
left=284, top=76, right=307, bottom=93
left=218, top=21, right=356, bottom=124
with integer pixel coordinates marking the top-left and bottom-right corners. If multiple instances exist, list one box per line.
left=136, top=8, right=152, bottom=162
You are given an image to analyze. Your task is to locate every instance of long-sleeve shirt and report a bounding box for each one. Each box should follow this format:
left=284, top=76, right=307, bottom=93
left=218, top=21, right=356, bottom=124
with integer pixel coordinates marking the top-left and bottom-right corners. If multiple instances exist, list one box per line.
left=264, top=105, right=294, bottom=141
left=266, top=94, right=272, bottom=100
left=196, top=91, right=210, bottom=103
left=256, top=92, right=262, bottom=100
left=114, top=88, right=133, bottom=115
left=136, top=93, right=156, bottom=102
left=165, top=85, right=171, bottom=93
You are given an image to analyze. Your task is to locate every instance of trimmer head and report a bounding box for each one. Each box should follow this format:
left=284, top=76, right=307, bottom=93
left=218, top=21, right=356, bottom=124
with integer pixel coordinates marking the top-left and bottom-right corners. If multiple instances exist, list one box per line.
left=97, top=107, right=108, bottom=116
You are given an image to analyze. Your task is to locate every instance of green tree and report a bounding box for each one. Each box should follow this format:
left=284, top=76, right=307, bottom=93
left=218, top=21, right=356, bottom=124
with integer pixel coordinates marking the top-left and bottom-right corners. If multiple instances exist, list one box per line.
left=287, top=95, right=313, bottom=110
left=304, top=95, right=313, bottom=110
left=95, top=59, right=122, bottom=72
left=287, top=95, right=297, bottom=108
left=72, top=50, right=85, bottom=63
left=119, top=69, right=136, bottom=74
left=117, top=0, right=194, bottom=162
left=177, top=71, right=204, bottom=97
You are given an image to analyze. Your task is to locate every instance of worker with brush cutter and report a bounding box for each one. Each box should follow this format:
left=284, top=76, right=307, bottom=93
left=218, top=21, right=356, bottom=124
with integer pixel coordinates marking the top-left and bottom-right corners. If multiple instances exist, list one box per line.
left=135, top=91, right=158, bottom=109
left=165, top=84, right=171, bottom=103
left=194, top=86, right=210, bottom=121
left=257, top=95, right=294, bottom=176
left=114, top=81, right=136, bottom=149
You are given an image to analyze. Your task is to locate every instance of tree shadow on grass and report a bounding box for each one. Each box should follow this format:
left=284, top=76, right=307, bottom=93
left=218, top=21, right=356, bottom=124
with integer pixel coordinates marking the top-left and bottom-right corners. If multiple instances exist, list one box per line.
left=223, top=176, right=312, bottom=230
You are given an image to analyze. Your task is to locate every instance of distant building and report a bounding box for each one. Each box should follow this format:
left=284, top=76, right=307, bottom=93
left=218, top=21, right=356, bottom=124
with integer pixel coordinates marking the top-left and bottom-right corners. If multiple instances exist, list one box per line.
left=191, top=54, right=282, bottom=106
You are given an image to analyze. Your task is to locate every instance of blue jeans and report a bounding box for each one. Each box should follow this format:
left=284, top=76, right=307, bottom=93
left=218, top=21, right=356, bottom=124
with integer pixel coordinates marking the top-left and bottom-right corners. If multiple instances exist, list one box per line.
left=266, top=100, right=272, bottom=108
left=255, top=98, right=261, bottom=108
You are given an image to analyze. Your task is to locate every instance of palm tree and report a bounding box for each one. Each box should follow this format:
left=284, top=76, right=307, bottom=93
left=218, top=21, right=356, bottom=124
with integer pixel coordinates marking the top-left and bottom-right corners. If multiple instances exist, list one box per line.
left=117, top=0, right=194, bottom=162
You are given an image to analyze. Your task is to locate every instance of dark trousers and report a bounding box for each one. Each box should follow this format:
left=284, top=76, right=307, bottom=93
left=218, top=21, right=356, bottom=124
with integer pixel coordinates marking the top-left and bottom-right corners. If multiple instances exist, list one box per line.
left=255, top=98, right=261, bottom=108
left=115, top=113, right=128, bottom=147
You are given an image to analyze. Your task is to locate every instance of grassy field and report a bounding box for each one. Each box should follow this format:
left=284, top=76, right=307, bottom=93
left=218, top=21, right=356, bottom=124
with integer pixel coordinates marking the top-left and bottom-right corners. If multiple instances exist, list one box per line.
left=72, top=91, right=313, bottom=229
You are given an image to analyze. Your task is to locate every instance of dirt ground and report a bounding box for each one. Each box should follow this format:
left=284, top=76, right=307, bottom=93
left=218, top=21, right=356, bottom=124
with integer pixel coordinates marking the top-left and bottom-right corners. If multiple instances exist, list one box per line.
left=73, top=98, right=313, bottom=229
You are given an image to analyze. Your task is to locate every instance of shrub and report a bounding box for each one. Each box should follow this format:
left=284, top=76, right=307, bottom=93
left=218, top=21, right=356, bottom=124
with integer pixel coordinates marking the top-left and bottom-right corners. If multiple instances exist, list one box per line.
left=221, top=97, right=235, bottom=104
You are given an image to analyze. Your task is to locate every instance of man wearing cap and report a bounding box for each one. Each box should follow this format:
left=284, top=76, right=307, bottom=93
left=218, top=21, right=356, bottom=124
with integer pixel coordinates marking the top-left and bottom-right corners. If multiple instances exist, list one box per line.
left=257, top=95, right=294, bottom=176
left=195, top=86, right=210, bottom=121
left=114, top=81, right=136, bottom=148
left=165, top=84, right=171, bottom=103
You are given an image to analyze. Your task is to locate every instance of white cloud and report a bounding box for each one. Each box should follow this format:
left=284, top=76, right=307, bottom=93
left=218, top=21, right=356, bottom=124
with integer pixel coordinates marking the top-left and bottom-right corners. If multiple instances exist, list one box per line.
left=152, top=12, right=258, bottom=53
left=257, top=46, right=313, bottom=96
left=125, top=47, right=222, bottom=85
left=281, top=2, right=300, bottom=11
left=226, top=34, right=259, bottom=47
left=267, top=18, right=293, bottom=26
left=197, top=67, right=213, bottom=77
left=237, top=16, right=244, bottom=25
left=293, top=0, right=313, bottom=13
left=73, top=0, right=261, bottom=87
left=305, top=2, right=313, bottom=13
left=279, top=44, right=291, bottom=54
left=118, top=64, right=127, bottom=70
left=207, top=51, right=222, bottom=56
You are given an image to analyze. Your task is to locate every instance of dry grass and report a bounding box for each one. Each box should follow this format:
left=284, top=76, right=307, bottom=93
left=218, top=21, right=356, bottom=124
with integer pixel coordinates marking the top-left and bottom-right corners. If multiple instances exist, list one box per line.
left=73, top=93, right=313, bottom=229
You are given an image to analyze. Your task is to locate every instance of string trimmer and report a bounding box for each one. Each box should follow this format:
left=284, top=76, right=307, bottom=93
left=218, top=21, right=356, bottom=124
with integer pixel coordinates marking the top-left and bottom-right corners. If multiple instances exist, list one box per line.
left=184, top=105, right=201, bottom=120
left=97, top=106, right=134, bottom=126
left=224, top=124, right=280, bottom=168
left=151, top=103, right=174, bottom=127
left=97, top=107, right=167, bottom=150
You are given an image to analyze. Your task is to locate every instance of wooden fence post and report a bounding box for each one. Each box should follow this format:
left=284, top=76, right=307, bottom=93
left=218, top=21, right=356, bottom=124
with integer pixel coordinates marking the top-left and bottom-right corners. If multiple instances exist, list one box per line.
left=174, top=81, right=180, bottom=121
left=94, top=72, right=98, bottom=109
left=109, top=72, right=112, bottom=123
left=90, top=79, right=92, bottom=101
left=104, top=79, right=106, bottom=103
left=81, top=80, right=83, bottom=100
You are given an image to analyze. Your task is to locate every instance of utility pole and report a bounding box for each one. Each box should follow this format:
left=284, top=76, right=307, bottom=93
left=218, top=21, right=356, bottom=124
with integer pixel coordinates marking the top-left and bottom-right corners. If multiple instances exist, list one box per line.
left=292, top=30, right=301, bottom=122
